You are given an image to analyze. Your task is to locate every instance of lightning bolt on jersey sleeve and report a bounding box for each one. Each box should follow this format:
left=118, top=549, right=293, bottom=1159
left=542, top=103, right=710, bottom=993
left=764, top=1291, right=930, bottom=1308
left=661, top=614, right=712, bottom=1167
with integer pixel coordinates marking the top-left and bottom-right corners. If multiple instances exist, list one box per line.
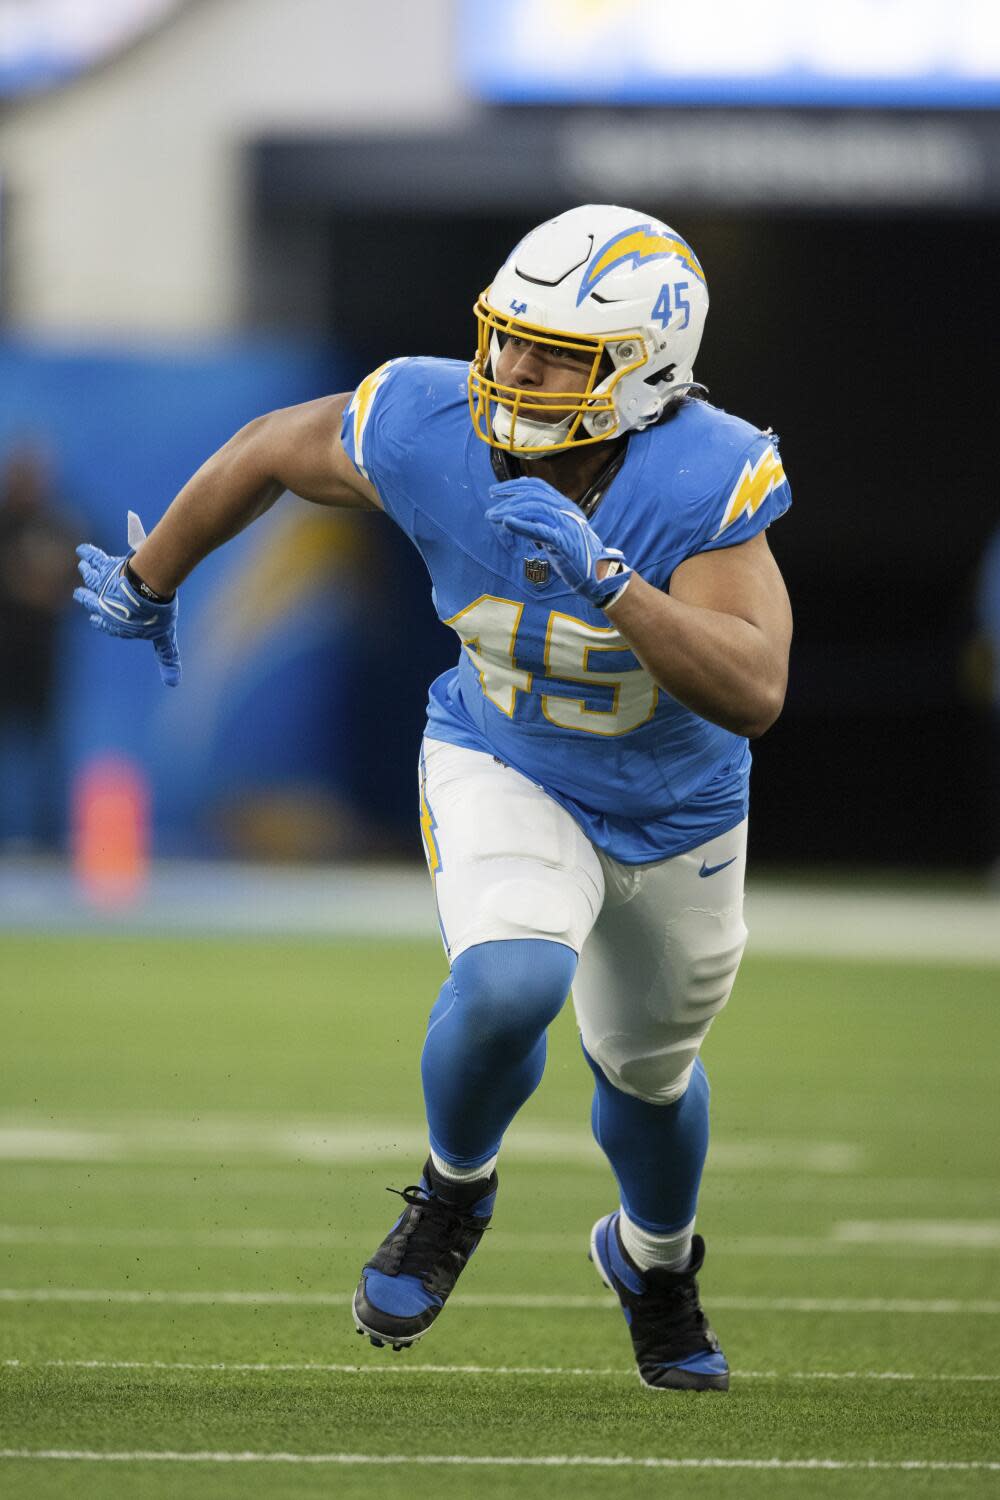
left=341, top=358, right=419, bottom=531
left=695, top=431, right=791, bottom=555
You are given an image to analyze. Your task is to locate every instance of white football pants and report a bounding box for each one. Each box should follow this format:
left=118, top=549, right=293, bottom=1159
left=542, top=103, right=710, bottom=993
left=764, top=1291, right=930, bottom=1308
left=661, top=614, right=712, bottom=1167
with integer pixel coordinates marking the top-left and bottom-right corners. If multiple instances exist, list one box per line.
left=418, top=737, right=748, bottom=1104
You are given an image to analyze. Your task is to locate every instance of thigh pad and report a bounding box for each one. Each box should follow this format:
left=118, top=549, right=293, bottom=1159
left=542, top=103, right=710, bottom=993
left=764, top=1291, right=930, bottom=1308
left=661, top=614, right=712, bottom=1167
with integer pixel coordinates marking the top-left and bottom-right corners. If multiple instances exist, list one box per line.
left=420, top=739, right=604, bottom=960
left=574, top=821, right=749, bottom=1103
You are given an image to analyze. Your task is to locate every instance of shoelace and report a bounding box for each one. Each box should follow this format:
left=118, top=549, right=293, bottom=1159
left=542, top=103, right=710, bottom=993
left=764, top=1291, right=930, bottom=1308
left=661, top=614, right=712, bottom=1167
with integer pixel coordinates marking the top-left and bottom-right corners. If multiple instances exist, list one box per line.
left=631, top=1273, right=709, bottom=1358
left=378, top=1183, right=488, bottom=1279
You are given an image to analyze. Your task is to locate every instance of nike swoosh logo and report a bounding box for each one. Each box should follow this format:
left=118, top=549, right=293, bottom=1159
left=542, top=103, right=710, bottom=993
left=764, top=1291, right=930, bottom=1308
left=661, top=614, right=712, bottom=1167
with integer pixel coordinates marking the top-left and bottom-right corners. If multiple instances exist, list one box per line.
left=99, top=597, right=155, bottom=626
left=699, top=857, right=737, bottom=878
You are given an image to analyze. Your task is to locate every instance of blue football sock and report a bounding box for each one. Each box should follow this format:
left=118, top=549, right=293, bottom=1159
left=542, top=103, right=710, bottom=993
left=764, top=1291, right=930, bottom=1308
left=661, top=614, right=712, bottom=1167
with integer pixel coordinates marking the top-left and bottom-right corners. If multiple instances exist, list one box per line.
left=585, top=1047, right=711, bottom=1233
left=421, top=938, right=577, bottom=1170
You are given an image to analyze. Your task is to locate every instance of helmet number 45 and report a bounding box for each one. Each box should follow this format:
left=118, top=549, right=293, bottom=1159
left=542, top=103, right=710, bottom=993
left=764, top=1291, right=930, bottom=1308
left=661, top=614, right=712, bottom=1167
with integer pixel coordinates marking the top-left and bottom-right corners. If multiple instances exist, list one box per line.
left=652, top=282, right=690, bottom=331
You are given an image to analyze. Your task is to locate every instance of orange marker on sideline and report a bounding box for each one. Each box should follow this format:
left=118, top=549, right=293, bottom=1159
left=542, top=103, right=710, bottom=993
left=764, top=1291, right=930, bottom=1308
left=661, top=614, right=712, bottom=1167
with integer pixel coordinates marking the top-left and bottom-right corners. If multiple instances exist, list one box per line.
left=72, top=755, right=150, bottom=907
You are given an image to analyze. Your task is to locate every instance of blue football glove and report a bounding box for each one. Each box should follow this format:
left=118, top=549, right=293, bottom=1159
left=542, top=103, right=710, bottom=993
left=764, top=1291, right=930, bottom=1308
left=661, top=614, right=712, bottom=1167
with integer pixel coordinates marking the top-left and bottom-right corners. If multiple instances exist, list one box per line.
left=486, top=477, right=633, bottom=609
left=73, top=511, right=181, bottom=687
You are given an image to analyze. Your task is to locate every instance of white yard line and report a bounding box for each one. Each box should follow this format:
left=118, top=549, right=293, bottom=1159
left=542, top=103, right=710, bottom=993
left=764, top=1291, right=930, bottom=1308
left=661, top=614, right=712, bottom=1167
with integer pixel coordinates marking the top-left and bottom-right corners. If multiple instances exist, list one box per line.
left=3, top=1357, right=998, bottom=1383
left=0, top=1120, right=862, bottom=1173
left=0, top=1450, right=997, bottom=1471
left=835, top=1221, right=1000, bottom=1249
left=2, top=1287, right=999, bottom=1313
left=1, top=1223, right=997, bottom=1258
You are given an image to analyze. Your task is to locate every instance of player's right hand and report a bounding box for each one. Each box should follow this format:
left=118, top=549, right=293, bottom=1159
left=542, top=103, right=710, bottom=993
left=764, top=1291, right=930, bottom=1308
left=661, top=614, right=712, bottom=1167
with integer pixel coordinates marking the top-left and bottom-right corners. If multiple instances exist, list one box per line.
left=73, top=512, right=181, bottom=687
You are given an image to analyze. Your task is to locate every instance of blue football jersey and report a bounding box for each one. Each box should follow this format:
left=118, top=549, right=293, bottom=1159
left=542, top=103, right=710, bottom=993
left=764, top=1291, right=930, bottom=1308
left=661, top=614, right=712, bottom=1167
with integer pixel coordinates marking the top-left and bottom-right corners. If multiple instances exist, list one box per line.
left=341, top=357, right=791, bottom=864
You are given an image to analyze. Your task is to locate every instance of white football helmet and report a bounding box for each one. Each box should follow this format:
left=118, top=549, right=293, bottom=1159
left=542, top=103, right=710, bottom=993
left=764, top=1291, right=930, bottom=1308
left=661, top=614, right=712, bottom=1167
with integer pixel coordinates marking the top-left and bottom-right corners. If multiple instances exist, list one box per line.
left=469, top=203, right=709, bottom=456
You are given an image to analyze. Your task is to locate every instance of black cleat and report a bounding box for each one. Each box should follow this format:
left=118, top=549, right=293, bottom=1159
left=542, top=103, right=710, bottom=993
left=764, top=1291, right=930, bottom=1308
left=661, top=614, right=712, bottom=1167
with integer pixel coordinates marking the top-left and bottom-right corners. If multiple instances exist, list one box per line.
left=353, top=1158, right=497, bottom=1349
left=590, top=1213, right=729, bottom=1391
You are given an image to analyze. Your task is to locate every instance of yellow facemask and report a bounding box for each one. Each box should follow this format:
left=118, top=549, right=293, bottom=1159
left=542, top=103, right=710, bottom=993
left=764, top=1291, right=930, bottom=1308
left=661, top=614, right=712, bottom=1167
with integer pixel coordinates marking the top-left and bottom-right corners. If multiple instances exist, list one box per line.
left=468, top=292, right=646, bottom=456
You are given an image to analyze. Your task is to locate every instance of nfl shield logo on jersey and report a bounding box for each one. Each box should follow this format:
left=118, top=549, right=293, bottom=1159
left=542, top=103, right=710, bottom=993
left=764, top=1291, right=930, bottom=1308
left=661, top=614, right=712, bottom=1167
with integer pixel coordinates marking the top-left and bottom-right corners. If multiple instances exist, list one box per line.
left=524, top=557, right=550, bottom=586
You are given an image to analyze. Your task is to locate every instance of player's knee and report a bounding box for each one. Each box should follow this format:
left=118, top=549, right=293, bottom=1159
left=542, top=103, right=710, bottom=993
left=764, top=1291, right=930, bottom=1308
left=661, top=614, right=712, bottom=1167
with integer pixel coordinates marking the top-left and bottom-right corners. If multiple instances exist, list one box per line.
left=450, top=938, right=576, bottom=1052
left=616, top=1051, right=696, bottom=1104
left=587, top=1045, right=709, bottom=1110
left=587, top=1039, right=692, bottom=1104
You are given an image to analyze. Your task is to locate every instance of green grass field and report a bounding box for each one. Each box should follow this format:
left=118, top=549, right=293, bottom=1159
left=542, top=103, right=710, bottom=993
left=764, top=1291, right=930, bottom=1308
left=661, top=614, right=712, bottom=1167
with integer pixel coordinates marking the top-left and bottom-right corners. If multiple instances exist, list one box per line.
left=1, top=932, right=998, bottom=1497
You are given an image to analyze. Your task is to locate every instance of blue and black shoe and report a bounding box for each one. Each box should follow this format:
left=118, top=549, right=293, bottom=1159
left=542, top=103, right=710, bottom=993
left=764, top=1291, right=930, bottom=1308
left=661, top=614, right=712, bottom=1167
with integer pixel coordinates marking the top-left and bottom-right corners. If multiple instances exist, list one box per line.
left=353, top=1158, right=497, bottom=1350
left=590, top=1213, right=729, bottom=1391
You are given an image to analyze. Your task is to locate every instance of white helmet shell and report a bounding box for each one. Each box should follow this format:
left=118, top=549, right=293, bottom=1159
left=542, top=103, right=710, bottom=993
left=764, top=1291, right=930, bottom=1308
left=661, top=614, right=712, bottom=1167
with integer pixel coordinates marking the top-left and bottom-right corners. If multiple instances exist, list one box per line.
left=472, top=204, right=709, bottom=454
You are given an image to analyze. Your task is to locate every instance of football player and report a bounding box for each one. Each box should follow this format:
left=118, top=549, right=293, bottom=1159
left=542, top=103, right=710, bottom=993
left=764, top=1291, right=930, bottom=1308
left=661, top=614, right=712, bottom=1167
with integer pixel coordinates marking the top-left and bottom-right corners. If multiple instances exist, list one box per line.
left=74, top=205, right=792, bottom=1391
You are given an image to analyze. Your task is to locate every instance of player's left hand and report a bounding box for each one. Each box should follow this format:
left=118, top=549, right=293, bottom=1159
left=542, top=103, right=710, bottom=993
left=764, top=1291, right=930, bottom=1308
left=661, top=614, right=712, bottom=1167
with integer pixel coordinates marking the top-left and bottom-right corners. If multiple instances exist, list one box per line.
left=486, top=477, right=633, bottom=609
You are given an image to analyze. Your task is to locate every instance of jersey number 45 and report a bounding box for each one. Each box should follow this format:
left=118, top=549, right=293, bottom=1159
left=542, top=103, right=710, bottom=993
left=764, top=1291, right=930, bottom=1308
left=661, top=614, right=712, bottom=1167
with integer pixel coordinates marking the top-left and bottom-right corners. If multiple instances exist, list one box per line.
left=447, top=594, right=658, bottom=738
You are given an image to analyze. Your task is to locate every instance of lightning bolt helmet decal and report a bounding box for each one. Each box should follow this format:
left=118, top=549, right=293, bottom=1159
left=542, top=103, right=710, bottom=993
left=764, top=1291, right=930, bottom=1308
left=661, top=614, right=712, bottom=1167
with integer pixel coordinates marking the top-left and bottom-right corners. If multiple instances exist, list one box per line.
left=577, top=223, right=706, bottom=307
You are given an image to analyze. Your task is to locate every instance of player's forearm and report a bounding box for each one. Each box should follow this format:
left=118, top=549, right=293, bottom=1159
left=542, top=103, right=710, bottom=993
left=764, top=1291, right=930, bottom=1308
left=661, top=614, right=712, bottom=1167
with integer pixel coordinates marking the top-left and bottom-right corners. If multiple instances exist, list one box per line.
left=605, top=572, right=787, bottom=738
left=128, top=418, right=287, bottom=594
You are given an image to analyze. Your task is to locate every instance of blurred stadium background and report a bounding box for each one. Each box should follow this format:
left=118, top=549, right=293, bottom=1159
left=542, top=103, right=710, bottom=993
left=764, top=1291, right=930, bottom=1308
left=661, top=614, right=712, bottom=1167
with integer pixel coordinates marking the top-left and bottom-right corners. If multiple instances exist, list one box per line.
left=1, top=2, right=999, bottom=1492
left=2, top=0, right=999, bottom=883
